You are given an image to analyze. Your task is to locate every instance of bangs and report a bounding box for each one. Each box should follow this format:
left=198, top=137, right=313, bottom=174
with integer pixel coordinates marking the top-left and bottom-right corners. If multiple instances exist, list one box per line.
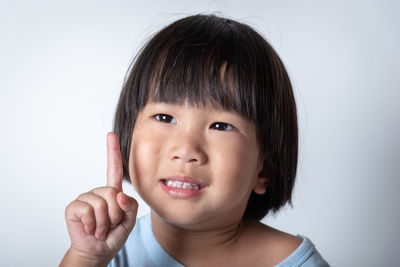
left=132, top=15, right=262, bottom=121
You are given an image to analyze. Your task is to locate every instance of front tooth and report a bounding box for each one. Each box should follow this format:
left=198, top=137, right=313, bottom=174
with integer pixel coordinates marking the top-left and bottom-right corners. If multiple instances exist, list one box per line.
left=165, top=180, right=201, bottom=190
left=182, top=182, right=192, bottom=189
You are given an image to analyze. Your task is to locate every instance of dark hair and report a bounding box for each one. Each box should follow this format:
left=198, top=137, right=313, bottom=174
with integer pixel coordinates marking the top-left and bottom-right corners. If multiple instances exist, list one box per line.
left=114, top=14, right=298, bottom=220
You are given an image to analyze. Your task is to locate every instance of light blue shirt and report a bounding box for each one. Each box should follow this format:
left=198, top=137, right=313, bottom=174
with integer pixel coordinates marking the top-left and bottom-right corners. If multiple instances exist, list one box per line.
left=109, top=214, right=329, bottom=267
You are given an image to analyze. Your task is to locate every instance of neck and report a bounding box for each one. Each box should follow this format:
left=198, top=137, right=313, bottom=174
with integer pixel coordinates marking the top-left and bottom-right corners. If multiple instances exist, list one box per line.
left=150, top=211, right=244, bottom=265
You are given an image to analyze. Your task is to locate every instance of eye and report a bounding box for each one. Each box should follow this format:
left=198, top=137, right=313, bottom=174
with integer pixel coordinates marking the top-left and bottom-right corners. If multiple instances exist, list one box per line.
left=210, top=122, right=235, bottom=131
left=154, top=114, right=177, bottom=124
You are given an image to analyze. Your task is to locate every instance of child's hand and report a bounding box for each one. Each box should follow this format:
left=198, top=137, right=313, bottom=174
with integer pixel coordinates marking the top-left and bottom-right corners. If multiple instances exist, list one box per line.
left=61, top=132, right=138, bottom=267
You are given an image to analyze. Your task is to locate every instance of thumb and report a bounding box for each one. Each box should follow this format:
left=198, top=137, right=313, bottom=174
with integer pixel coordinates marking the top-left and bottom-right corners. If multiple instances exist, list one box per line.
left=116, top=192, right=138, bottom=232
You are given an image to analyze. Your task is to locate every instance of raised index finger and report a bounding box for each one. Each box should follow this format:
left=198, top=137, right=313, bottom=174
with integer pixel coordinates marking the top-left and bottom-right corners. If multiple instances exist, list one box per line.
left=107, top=132, right=123, bottom=192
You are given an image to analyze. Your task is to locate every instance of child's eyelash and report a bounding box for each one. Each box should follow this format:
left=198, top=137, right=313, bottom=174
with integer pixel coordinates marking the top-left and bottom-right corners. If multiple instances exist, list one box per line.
left=153, top=114, right=177, bottom=123
left=153, top=114, right=235, bottom=131
left=210, top=122, right=235, bottom=131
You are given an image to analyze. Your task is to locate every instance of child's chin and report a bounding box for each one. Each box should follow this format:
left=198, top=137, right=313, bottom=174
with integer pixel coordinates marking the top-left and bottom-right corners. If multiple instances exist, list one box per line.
left=152, top=206, right=208, bottom=227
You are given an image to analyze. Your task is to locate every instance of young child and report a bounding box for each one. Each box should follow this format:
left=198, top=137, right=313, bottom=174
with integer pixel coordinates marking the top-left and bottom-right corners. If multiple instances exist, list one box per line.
left=61, top=14, right=329, bottom=266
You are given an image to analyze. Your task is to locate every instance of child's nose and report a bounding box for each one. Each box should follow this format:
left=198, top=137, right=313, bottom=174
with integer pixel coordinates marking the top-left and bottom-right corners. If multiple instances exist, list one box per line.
left=167, top=132, right=207, bottom=165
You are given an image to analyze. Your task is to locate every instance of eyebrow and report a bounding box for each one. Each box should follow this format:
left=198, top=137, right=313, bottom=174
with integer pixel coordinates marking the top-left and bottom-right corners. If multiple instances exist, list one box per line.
left=145, top=101, right=247, bottom=117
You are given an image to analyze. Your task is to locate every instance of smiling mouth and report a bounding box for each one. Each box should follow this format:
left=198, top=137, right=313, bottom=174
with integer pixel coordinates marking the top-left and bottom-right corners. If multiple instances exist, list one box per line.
left=161, top=179, right=205, bottom=190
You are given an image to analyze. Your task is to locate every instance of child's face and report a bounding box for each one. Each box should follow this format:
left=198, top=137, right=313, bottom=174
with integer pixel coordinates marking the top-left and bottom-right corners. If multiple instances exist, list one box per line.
left=128, top=101, right=266, bottom=228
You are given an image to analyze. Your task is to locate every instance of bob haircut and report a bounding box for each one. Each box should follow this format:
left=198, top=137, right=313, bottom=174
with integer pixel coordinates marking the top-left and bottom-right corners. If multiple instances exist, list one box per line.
left=114, top=14, right=298, bottom=220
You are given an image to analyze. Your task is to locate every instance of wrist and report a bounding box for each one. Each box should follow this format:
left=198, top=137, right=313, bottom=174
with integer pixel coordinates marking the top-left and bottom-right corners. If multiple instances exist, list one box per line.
left=60, top=247, right=110, bottom=267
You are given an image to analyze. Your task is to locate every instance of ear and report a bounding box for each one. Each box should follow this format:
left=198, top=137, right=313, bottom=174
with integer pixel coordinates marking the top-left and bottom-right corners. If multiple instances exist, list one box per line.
left=253, top=159, right=269, bottom=195
left=253, top=176, right=269, bottom=195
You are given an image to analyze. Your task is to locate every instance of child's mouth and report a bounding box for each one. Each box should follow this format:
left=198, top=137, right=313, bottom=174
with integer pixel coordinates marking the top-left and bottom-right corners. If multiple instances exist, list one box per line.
left=162, top=179, right=205, bottom=190
left=160, top=178, right=206, bottom=198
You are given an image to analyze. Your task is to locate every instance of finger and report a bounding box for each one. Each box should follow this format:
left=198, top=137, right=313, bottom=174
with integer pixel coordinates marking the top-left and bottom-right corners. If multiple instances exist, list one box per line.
left=91, top=187, right=122, bottom=229
left=77, top=192, right=110, bottom=241
left=107, top=132, right=123, bottom=192
left=116, top=192, right=138, bottom=233
left=65, top=200, right=96, bottom=236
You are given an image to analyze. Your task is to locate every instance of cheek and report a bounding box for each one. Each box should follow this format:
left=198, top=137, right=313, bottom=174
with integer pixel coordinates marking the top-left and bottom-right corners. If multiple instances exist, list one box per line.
left=210, top=139, right=259, bottom=193
left=129, top=133, right=162, bottom=186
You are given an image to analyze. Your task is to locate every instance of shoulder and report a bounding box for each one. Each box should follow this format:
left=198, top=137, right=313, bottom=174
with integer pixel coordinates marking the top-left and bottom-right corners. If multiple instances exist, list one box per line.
left=239, top=220, right=301, bottom=266
left=240, top=220, right=329, bottom=266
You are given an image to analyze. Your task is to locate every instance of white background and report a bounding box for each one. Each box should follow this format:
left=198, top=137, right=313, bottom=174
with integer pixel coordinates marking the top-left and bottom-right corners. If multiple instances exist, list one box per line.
left=1, top=1, right=399, bottom=266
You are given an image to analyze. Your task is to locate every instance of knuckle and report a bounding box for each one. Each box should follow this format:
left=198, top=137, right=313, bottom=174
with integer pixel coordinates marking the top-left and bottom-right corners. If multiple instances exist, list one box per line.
left=65, top=200, right=80, bottom=213
left=96, top=219, right=109, bottom=230
left=90, top=186, right=106, bottom=194
left=93, top=198, right=108, bottom=212
left=110, top=209, right=122, bottom=224
left=77, top=192, right=91, bottom=200
left=65, top=201, right=75, bottom=211
left=92, top=186, right=118, bottom=200
left=81, top=203, right=94, bottom=216
left=104, top=187, right=118, bottom=199
left=65, top=202, right=74, bottom=217
left=83, top=215, right=96, bottom=227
